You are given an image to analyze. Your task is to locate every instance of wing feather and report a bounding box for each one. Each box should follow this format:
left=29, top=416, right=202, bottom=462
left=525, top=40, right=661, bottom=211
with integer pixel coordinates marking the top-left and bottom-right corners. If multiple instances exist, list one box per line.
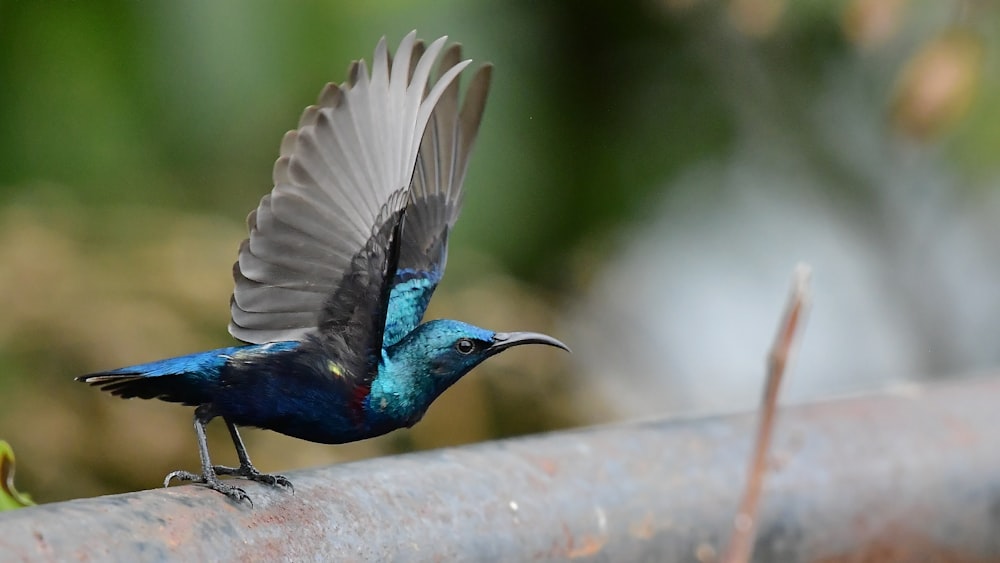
left=229, top=33, right=472, bottom=345
left=382, top=50, right=493, bottom=346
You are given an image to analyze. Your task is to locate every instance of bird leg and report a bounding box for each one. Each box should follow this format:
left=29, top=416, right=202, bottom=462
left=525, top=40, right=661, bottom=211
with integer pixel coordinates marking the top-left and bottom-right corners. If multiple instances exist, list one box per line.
left=212, top=419, right=293, bottom=492
left=164, top=408, right=252, bottom=505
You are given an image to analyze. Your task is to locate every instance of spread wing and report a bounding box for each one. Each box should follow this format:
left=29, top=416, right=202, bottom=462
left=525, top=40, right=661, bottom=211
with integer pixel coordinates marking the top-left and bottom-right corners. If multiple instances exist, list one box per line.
left=229, top=31, right=473, bottom=380
left=381, top=46, right=492, bottom=347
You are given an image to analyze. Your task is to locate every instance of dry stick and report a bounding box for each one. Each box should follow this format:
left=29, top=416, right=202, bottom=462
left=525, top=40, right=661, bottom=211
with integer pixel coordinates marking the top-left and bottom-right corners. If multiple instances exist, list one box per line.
left=720, top=263, right=812, bottom=563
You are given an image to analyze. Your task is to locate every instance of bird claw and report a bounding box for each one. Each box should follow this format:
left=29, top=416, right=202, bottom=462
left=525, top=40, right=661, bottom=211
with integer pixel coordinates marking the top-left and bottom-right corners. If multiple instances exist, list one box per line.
left=163, top=469, right=202, bottom=488
left=163, top=469, right=254, bottom=506
left=213, top=464, right=294, bottom=492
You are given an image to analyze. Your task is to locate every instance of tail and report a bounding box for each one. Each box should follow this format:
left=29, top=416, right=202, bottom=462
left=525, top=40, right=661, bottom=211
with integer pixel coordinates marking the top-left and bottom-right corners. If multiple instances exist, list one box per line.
left=77, top=346, right=246, bottom=406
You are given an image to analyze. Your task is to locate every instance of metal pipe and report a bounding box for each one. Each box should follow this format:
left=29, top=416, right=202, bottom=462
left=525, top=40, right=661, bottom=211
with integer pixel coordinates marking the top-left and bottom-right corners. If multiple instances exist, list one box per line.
left=2, top=377, right=999, bottom=561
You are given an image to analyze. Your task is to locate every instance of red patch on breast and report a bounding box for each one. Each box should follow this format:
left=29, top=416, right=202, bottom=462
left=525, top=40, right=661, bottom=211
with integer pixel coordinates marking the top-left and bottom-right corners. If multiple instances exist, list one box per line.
left=348, top=384, right=371, bottom=423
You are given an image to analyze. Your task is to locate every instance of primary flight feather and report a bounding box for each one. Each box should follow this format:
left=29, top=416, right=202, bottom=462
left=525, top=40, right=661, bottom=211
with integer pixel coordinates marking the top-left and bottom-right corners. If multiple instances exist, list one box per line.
left=78, top=32, right=568, bottom=504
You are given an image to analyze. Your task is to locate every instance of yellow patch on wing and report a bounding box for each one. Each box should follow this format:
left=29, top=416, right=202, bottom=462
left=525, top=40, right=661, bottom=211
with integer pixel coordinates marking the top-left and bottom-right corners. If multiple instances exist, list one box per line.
left=327, top=360, right=345, bottom=379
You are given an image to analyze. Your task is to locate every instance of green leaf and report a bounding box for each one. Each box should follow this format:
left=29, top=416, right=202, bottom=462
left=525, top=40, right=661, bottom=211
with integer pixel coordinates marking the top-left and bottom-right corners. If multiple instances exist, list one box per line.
left=0, top=440, right=34, bottom=510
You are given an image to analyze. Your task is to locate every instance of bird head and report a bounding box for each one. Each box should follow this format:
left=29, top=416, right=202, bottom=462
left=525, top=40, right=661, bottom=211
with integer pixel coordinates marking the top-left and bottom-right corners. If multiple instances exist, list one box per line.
left=386, top=319, right=569, bottom=395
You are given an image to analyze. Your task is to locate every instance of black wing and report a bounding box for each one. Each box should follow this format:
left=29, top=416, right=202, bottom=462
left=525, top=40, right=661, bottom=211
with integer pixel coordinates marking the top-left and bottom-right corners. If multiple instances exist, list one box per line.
left=229, top=33, right=471, bottom=346
left=382, top=45, right=492, bottom=347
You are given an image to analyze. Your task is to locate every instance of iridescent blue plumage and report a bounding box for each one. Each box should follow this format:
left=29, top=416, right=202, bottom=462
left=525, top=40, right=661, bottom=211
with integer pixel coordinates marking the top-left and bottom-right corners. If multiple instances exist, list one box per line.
left=383, top=267, right=442, bottom=346
left=77, top=33, right=567, bottom=505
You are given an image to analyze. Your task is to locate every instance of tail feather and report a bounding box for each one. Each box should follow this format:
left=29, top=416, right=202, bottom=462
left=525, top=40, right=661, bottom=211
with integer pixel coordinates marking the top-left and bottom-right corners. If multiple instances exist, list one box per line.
left=78, top=373, right=205, bottom=405
left=77, top=346, right=246, bottom=406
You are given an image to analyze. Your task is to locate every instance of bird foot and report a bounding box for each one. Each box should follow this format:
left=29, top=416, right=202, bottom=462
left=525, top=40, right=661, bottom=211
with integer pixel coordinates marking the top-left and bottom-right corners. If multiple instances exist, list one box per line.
left=213, top=464, right=294, bottom=492
left=164, top=469, right=253, bottom=506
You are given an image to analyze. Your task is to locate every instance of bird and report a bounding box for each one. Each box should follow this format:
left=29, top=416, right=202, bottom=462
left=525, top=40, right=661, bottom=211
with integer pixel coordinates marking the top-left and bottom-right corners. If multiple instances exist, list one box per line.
left=77, top=32, right=568, bottom=505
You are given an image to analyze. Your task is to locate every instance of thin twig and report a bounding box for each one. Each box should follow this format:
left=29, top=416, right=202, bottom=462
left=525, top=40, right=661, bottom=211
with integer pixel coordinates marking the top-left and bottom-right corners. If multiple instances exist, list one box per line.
left=720, top=263, right=812, bottom=563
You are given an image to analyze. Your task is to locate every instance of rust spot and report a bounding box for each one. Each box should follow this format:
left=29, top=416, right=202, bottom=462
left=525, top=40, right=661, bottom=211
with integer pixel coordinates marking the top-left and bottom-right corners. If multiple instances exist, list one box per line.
left=567, top=534, right=606, bottom=558
left=537, top=459, right=559, bottom=476
left=815, top=528, right=996, bottom=563
left=32, top=529, right=56, bottom=561
left=941, top=416, right=979, bottom=448
left=162, top=513, right=192, bottom=550
left=554, top=522, right=607, bottom=559
left=694, top=542, right=716, bottom=562
left=628, top=512, right=657, bottom=540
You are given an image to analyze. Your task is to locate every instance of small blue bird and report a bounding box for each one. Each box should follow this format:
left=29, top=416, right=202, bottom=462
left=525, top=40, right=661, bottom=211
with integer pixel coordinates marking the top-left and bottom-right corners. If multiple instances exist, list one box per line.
left=78, top=33, right=568, bottom=504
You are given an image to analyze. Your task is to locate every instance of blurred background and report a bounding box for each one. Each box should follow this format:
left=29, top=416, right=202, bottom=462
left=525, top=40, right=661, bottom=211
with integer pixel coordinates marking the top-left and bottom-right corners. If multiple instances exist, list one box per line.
left=0, top=0, right=998, bottom=503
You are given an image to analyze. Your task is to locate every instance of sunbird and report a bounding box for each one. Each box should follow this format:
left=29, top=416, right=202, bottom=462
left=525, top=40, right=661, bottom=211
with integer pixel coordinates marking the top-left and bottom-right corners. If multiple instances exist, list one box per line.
left=78, top=33, right=568, bottom=504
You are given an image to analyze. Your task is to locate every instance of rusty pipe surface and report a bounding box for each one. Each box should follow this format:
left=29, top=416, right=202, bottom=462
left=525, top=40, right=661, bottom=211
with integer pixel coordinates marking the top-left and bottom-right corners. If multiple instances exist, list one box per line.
left=2, top=377, right=999, bottom=562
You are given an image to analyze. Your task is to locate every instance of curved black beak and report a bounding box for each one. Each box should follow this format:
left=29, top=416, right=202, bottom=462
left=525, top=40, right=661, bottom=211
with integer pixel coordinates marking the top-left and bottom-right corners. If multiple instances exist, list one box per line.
left=488, top=332, right=571, bottom=356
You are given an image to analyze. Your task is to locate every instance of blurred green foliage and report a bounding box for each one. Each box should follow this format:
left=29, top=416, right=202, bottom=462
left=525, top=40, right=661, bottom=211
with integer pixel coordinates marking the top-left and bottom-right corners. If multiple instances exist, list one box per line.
left=1, top=441, right=34, bottom=510
left=0, top=0, right=997, bottom=503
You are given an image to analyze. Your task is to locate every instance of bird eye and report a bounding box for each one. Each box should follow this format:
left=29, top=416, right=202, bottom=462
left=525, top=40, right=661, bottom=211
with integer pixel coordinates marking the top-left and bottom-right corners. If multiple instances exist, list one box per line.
left=455, top=338, right=475, bottom=355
